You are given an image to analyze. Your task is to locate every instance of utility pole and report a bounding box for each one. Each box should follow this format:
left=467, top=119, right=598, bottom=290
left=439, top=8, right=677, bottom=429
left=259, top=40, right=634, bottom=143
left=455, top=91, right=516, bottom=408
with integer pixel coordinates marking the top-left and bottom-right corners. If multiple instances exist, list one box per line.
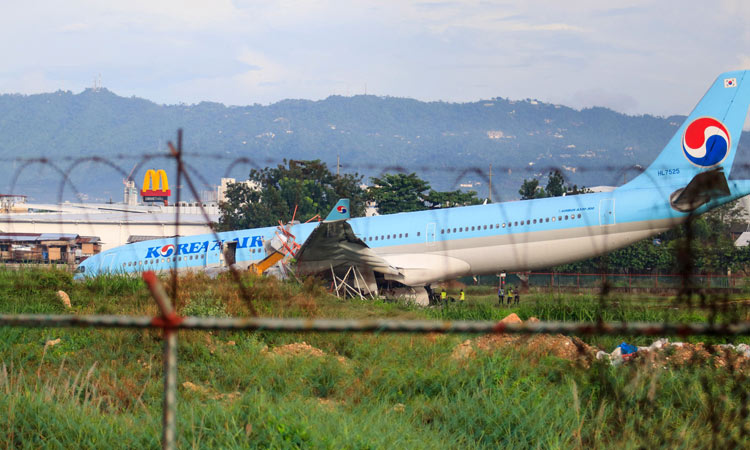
left=489, top=164, right=492, bottom=203
left=337, top=154, right=340, bottom=177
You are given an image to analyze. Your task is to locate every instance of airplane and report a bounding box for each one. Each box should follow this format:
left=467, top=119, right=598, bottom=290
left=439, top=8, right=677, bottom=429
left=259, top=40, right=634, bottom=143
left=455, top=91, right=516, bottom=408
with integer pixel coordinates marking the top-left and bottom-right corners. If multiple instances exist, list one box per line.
left=74, top=70, right=750, bottom=304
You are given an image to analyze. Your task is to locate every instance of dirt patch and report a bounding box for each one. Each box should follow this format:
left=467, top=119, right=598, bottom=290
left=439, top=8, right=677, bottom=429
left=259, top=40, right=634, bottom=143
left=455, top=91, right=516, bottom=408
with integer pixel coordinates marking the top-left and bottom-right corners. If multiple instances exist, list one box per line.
left=272, top=342, right=327, bottom=357
left=499, top=313, right=522, bottom=324
left=182, top=381, right=240, bottom=401
left=270, top=342, right=348, bottom=364
left=452, top=313, right=596, bottom=366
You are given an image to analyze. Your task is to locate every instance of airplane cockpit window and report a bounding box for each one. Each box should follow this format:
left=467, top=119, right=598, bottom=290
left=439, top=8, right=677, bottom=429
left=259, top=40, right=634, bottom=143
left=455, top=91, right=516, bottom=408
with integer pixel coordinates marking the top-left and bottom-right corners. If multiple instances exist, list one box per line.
left=74, top=266, right=85, bottom=273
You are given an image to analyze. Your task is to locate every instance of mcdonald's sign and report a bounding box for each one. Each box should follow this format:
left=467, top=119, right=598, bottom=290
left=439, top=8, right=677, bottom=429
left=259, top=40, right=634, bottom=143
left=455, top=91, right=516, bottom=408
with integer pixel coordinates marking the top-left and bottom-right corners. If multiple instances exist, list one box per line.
left=141, top=169, right=171, bottom=204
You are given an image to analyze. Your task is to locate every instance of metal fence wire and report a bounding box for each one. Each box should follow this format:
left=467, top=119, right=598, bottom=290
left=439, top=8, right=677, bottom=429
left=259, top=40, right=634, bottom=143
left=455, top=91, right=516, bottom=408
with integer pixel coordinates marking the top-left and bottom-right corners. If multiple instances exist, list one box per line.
left=2, top=129, right=750, bottom=448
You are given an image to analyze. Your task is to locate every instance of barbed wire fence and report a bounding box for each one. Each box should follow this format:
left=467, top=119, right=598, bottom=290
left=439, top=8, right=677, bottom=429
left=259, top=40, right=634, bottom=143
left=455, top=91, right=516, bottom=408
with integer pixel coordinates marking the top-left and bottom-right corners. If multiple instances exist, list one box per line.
left=1, top=129, right=750, bottom=448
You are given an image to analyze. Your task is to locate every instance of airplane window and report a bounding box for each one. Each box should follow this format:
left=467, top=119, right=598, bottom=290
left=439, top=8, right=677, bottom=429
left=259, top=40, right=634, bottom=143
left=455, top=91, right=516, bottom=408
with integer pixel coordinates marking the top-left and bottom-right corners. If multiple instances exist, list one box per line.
left=558, top=216, right=562, bottom=221
left=502, top=223, right=506, bottom=228
left=565, top=215, right=569, bottom=220
left=546, top=218, right=549, bottom=222
left=552, top=217, right=556, bottom=222
left=533, top=219, right=537, bottom=224
left=578, top=214, right=582, bottom=219
left=514, top=221, right=518, bottom=226
left=489, top=224, right=493, bottom=229
left=405, top=233, right=408, bottom=238
left=483, top=225, right=487, bottom=230
left=399, top=233, right=403, bottom=238
left=375, top=236, right=378, bottom=241
left=381, top=235, right=384, bottom=240
left=441, top=229, right=444, bottom=234
left=417, top=232, right=421, bottom=236
left=458, top=227, right=462, bottom=232
left=453, top=228, right=456, bottom=233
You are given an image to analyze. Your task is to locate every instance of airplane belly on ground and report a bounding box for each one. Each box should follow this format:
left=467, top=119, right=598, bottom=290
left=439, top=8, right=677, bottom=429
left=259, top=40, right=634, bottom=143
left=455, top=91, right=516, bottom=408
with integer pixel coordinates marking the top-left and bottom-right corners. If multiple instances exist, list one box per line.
left=379, top=253, right=471, bottom=286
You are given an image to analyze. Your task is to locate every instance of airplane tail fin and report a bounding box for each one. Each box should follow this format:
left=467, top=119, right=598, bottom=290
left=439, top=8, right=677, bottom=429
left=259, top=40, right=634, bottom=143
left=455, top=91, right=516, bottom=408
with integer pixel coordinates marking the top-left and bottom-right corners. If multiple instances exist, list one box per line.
left=623, top=71, right=750, bottom=190
left=324, top=199, right=350, bottom=222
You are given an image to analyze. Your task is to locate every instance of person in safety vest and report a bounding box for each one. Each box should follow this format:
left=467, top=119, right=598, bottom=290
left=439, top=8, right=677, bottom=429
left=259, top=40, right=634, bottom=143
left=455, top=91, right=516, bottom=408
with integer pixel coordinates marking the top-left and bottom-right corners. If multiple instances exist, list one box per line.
left=440, top=288, right=447, bottom=303
left=459, top=289, right=465, bottom=302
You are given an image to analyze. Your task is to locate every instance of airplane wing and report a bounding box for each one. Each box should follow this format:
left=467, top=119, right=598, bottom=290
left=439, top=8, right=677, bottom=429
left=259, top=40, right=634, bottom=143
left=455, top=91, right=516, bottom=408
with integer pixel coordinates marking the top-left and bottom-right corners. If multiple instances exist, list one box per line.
left=294, top=199, right=401, bottom=276
left=295, top=219, right=401, bottom=276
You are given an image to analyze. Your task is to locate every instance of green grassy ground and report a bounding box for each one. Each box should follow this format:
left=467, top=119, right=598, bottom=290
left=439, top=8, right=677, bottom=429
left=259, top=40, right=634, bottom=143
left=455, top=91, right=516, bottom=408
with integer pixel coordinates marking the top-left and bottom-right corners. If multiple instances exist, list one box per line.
left=1, top=268, right=749, bottom=448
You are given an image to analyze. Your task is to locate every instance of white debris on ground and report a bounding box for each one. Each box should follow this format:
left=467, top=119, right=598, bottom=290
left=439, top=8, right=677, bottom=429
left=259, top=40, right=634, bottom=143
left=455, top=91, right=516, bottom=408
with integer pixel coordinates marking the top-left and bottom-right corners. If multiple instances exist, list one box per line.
left=451, top=314, right=750, bottom=371
left=597, top=338, right=750, bottom=368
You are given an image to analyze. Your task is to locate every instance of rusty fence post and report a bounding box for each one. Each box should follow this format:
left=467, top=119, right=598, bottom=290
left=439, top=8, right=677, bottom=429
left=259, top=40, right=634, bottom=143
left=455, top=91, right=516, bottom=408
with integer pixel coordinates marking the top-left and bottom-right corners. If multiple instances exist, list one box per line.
left=143, top=271, right=182, bottom=450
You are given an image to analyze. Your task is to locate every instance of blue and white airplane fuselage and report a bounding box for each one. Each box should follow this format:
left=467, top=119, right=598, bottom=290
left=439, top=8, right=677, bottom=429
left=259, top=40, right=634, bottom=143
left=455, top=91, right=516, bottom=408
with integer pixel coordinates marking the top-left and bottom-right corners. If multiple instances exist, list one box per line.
left=75, top=71, right=750, bottom=290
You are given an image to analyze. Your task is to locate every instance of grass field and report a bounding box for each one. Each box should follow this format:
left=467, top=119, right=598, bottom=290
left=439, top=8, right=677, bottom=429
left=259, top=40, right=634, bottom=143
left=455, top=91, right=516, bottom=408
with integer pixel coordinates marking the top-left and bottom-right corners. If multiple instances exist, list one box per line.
left=1, top=268, right=749, bottom=448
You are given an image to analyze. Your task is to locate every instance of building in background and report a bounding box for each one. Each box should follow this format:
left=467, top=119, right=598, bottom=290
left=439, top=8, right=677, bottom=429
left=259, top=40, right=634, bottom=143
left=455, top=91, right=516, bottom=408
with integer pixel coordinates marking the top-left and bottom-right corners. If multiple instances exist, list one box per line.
left=0, top=233, right=101, bottom=264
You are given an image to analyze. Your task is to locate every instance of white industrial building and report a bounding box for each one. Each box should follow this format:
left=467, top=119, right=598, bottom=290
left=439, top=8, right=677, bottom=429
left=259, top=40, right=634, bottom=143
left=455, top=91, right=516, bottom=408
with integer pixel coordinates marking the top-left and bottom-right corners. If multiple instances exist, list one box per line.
left=0, top=177, right=250, bottom=251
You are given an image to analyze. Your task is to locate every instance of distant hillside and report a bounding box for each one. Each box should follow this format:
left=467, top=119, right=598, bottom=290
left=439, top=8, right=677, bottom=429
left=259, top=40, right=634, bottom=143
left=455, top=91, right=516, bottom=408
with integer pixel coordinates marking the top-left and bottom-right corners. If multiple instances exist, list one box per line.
left=1, top=88, right=748, bottom=203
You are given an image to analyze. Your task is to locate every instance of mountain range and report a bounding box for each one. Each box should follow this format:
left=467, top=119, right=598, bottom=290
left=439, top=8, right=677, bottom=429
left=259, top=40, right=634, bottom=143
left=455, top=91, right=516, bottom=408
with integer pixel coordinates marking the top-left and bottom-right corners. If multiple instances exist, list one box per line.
left=2, top=87, right=748, bottom=203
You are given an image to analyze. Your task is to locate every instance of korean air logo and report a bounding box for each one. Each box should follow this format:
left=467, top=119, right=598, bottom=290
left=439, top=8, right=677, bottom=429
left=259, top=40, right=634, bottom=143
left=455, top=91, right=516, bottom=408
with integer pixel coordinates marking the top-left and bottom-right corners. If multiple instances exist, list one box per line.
left=336, top=205, right=348, bottom=214
left=682, top=117, right=730, bottom=168
left=159, top=244, right=175, bottom=257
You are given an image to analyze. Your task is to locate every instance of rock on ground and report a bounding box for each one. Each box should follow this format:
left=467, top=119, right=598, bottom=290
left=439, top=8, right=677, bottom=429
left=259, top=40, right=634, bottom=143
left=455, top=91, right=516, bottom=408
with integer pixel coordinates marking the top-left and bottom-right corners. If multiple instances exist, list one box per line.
left=57, top=291, right=71, bottom=309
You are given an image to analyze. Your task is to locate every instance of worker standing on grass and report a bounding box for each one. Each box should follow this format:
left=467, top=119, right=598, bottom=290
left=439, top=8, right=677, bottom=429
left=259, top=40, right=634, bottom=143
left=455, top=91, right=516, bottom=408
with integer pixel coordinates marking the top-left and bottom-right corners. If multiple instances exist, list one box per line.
left=498, top=287, right=505, bottom=306
left=441, top=288, right=447, bottom=304
left=508, top=288, right=515, bottom=306
left=459, top=289, right=465, bottom=302
left=514, top=288, right=520, bottom=306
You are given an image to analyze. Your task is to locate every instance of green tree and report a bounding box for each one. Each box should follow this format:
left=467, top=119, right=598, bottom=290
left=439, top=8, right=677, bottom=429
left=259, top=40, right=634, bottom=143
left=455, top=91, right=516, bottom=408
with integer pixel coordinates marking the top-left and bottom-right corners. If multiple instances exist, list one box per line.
left=519, top=178, right=545, bottom=200
left=368, top=173, right=483, bottom=214
left=368, top=173, right=431, bottom=215
left=545, top=170, right=565, bottom=197
left=218, top=159, right=365, bottom=230
left=424, top=189, right=482, bottom=209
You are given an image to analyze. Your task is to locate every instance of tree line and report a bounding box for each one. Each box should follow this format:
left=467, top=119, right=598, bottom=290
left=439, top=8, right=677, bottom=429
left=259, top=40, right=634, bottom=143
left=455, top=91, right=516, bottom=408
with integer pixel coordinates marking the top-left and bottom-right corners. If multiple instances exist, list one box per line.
left=217, top=159, right=482, bottom=230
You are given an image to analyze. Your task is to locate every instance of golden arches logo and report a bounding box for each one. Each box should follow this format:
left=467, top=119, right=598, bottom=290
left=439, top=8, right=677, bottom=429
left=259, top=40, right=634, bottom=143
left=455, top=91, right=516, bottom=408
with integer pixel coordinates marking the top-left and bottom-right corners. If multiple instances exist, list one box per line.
left=140, top=169, right=171, bottom=196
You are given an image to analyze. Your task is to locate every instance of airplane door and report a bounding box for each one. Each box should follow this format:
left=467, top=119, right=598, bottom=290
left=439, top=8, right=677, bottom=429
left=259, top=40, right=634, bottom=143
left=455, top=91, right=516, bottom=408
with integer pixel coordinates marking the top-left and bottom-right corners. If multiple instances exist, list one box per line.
left=599, top=199, right=616, bottom=225
left=426, top=223, right=436, bottom=247
left=224, top=241, right=237, bottom=266
left=101, top=253, right=116, bottom=274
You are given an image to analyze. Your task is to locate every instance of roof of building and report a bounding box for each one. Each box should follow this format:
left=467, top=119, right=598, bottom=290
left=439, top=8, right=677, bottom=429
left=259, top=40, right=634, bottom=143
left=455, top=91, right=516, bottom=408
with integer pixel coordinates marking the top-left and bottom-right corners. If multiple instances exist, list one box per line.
left=38, top=233, right=78, bottom=241
left=127, top=235, right=179, bottom=244
left=736, top=231, right=750, bottom=247
left=0, top=212, right=215, bottom=225
left=0, top=232, right=81, bottom=243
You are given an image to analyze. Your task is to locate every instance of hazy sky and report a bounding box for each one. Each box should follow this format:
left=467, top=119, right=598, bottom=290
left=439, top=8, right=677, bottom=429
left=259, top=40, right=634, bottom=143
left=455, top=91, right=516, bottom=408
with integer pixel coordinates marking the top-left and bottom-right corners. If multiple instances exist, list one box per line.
left=1, top=1, right=749, bottom=116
